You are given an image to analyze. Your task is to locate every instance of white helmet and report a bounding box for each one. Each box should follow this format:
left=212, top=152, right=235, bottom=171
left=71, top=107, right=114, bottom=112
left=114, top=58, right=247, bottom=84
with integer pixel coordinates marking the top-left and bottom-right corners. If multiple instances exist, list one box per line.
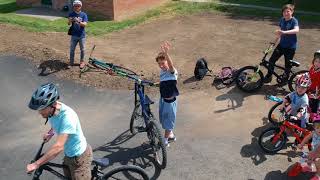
left=73, top=0, right=82, bottom=7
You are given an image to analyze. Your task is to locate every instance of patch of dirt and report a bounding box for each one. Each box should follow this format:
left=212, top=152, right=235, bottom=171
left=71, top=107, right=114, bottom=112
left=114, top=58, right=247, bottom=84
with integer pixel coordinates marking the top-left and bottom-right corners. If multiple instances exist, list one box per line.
left=1, top=12, right=319, bottom=94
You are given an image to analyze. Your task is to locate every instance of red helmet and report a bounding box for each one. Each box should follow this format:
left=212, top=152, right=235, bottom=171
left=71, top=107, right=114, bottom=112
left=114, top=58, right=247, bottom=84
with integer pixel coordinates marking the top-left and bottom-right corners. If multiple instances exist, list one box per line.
left=296, top=73, right=311, bottom=88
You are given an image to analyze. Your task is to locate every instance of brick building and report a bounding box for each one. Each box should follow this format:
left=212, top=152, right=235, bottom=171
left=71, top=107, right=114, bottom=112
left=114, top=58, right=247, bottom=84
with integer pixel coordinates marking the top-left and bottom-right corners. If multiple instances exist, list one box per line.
left=16, top=0, right=169, bottom=21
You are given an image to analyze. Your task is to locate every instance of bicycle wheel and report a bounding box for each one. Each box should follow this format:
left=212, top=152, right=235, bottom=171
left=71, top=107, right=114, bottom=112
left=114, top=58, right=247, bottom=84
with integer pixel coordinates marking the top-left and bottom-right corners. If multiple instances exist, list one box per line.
left=147, top=120, right=167, bottom=169
left=268, top=102, right=285, bottom=125
left=235, top=66, right=264, bottom=93
left=102, top=165, right=149, bottom=180
left=130, top=103, right=146, bottom=135
left=288, top=70, right=309, bottom=92
left=258, top=127, right=287, bottom=154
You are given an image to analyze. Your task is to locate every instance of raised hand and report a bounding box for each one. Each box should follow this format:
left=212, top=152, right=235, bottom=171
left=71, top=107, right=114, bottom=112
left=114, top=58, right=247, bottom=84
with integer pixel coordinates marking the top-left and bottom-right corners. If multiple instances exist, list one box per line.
left=160, top=41, right=171, bottom=54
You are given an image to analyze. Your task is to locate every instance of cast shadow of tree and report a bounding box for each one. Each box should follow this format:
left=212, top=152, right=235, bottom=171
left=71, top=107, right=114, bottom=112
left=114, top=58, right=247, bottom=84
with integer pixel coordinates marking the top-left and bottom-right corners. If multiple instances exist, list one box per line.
left=93, top=130, right=162, bottom=180
left=38, top=59, right=70, bottom=76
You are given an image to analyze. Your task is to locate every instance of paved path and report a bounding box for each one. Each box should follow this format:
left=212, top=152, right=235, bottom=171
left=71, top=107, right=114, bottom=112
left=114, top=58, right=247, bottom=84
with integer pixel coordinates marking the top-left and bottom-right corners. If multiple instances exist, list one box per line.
left=15, top=7, right=68, bottom=20
left=0, top=56, right=311, bottom=179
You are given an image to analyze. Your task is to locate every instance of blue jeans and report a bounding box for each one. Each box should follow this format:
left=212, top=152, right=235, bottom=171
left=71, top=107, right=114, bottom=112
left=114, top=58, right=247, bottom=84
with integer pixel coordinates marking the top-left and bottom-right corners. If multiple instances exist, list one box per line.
left=159, top=97, right=177, bottom=131
left=69, top=36, right=85, bottom=65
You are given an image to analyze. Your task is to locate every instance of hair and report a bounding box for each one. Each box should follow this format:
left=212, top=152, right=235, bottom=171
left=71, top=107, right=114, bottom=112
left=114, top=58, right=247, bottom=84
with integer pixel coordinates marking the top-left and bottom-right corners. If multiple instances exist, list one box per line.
left=282, top=4, right=294, bottom=12
left=313, top=53, right=320, bottom=65
left=155, top=52, right=166, bottom=62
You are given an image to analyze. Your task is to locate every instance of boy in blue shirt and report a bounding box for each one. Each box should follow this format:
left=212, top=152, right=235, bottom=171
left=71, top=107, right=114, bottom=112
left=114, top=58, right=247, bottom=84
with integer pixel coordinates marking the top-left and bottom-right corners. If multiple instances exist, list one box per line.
left=26, top=83, right=92, bottom=180
left=264, top=4, right=299, bottom=83
left=155, top=42, right=179, bottom=147
left=68, top=0, right=88, bottom=69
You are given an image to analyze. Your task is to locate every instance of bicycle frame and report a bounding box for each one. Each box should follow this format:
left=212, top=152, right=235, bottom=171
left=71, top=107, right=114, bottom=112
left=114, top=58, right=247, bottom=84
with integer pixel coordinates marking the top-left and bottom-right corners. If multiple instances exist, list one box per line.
left=134, top=82, right=154, bottom=128
left=32, top=162, right=69, bottom=180
left=273, top=120, right=312, bottom=150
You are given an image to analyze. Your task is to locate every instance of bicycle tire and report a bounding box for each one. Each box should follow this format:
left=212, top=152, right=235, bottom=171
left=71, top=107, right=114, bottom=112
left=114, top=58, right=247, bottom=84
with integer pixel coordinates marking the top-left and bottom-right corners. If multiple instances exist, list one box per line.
left=113, top=64, right=137, bottom=76
left=147, top=120, right=167, bottom=169
left=288, top=70, right=309, bottom=92
left=268, top=102, right=284, bottom=125
left=91, top=60, right=137, bottom=76
left=130, top=103, right=146, bottom=135
left=235, top=66, right=264, bottom=93
left=101, top=165, right=149, bottom=180
left=258, top=127, right=287, bottom=154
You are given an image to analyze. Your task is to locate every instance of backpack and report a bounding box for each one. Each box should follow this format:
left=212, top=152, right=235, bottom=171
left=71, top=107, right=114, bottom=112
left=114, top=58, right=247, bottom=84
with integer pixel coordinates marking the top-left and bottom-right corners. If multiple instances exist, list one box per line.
left=194, top=58, right=211, bottom=80
left=213, top=66, right=238, bottom=89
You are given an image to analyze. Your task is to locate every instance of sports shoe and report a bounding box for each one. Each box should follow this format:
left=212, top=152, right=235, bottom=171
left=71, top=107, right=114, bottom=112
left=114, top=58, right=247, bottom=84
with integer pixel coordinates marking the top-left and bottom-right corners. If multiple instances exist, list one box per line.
left=168, top=136, right=176, bottom=143
left=164, top=139, right=170, bottom=147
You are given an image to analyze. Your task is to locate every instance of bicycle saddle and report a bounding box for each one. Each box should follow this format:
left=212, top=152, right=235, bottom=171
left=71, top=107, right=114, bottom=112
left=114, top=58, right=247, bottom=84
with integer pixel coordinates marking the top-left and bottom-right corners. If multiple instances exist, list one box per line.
left=93, top=158, right=110, bottom=167
left=289, top=60, right=300, bottom=67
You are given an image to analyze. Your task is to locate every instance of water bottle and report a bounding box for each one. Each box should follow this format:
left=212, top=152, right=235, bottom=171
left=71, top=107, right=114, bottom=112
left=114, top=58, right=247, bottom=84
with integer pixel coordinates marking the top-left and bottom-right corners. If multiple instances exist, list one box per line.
left=267, top=95, right=283, bottom=103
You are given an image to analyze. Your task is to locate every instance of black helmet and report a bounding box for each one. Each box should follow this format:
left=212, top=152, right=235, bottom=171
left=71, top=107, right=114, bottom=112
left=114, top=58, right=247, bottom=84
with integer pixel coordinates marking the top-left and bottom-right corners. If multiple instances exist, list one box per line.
left=28, top=83, right=60, bottom=110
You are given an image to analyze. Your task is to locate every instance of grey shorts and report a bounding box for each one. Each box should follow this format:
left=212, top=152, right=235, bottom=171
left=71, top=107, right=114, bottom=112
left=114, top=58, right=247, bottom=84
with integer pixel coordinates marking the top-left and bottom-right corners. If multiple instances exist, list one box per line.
left=159, top=97, right=177, bottom=131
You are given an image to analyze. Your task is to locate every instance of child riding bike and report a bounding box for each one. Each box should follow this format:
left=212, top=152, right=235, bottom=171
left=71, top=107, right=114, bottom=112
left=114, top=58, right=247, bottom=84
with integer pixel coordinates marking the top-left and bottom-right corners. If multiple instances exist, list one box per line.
left=308, top=50, right=320, bottom=114
left=278, top=73, right=310, bottom=128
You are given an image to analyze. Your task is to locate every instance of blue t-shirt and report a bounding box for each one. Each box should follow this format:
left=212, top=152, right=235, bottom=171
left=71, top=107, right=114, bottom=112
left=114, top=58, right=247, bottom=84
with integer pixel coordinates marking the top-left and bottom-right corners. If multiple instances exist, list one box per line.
left=68, top=11, right=88, bottom=38
left=287, top=91, right=308, bottom=116
left=49, top=103, right=87, bottom=157
left=279, top=17, right=299, bottom=49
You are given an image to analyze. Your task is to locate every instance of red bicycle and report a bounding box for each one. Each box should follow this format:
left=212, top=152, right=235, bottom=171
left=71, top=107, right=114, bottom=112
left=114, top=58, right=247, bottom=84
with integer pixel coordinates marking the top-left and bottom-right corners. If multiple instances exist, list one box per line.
left=259, top=110, right=313, bottom=154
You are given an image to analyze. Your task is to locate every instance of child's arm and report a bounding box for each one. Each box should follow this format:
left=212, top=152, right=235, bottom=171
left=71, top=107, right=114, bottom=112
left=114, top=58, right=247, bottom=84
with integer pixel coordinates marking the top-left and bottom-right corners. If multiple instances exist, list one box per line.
left=298, top=133, right=312, bottom=149
left=161, top=41, right=175, bottom=73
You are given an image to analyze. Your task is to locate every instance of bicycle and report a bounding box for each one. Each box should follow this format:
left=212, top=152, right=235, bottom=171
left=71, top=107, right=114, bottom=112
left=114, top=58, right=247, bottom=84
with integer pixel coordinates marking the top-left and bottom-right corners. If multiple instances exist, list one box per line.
left=267, top=94, right=318, bottom=126
left=80, top=46, right=167, bottom=169
left=258, top=110, right=313, bottom=154
left=29, top=133, right=149, bottom=180
left=235, top=42, right=308, bottom=93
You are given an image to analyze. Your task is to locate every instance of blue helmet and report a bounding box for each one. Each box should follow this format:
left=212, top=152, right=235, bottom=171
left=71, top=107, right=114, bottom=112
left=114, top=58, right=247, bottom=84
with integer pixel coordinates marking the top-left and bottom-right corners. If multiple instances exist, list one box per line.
left=28, top=83, right=59, bottom=110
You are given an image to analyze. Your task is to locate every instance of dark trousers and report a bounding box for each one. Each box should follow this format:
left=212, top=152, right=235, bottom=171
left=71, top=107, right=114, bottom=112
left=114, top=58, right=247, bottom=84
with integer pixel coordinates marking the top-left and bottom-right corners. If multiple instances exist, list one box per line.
left=266, top=45, right=296, bottom=78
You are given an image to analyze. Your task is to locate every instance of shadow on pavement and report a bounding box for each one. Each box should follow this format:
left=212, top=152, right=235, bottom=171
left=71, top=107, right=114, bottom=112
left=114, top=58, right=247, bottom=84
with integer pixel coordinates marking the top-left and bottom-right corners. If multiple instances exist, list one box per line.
left=264, top=166, right=314, bottom=180
left=38, top=59, right=69, bottom=76
left=93, top=130, right=162, bottom=180
left=214, top=84, right=288, bottom=113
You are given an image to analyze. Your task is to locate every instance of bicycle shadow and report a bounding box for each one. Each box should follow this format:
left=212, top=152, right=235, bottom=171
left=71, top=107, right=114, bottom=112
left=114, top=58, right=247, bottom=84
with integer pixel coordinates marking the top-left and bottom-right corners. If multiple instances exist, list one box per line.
left=93, top=130, right=162, bottom=180
left=240, top=117, right=303, bottom=166
left=214, top=84, right=289, bottom=113
left=240, top=119, right=270, bottom=166
left=38, top=59, right=69, bottom=76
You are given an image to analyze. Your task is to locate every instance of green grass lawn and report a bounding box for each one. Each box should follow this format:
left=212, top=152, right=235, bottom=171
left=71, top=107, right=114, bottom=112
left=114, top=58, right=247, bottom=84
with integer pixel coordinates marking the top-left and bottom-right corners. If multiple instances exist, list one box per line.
left=216, top=0, right=320, bottom=12
left=0, top=0, right=319, bottom=36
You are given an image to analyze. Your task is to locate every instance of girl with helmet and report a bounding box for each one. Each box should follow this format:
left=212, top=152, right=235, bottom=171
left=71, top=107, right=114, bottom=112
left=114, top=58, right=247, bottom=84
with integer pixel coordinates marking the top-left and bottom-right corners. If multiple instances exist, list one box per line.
left=297, top=114, right=320, bottom=180
left=308, top=50, right=320, bottom=113
left=26, top=83, right=93, bottom=180
left=278, top=73, right=310, bottom=128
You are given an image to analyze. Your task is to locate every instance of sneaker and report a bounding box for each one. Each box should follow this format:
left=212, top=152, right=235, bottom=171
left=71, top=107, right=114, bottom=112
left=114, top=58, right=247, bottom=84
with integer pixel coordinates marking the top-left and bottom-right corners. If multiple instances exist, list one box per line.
left=264, top=76, right=272, bottom=83
left=168, top=136, right=177, bottom=143
left=163, top=138, right=170, bottom=147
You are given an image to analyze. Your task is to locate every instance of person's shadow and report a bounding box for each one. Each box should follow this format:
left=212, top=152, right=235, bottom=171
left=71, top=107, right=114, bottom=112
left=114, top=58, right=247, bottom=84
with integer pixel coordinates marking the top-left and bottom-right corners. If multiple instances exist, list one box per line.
left=214, top=84, right=289, bottom=113
left=93, top=130, right=162, bottom=180
left=264, top=167, right=315, bottom=180
left=38, top=59, right=69, bottom=76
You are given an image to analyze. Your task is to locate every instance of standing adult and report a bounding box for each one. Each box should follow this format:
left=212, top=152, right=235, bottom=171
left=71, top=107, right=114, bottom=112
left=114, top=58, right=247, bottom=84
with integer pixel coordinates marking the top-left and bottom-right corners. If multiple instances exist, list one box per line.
left=68, top=0, right=88, bottom=69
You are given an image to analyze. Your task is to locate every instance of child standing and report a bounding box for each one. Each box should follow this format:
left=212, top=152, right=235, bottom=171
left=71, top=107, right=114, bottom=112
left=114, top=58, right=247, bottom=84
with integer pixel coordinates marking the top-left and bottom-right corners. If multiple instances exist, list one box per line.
left=308, top=50, right=320, bottom=113
left=264, top=4, right=299, bottom=83
left=156, top=42, right=179, bottom=147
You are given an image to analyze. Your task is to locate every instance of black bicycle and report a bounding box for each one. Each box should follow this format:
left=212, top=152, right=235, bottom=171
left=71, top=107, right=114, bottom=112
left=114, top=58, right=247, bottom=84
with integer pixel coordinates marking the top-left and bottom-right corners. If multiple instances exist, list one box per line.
left=29, top=137, right=149, bottom=180
left=235, top=43, right=308, bottom=93
left=80, top=46, right=167, bottom=169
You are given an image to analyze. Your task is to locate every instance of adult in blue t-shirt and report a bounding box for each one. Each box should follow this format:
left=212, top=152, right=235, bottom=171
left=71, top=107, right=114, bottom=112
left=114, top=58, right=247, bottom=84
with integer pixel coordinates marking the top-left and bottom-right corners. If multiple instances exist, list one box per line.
left=26, top=83, right=93, bottom=179
left=68, top=0, right=88, bottom=69
left=264, top=4, right=299, bottom=83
